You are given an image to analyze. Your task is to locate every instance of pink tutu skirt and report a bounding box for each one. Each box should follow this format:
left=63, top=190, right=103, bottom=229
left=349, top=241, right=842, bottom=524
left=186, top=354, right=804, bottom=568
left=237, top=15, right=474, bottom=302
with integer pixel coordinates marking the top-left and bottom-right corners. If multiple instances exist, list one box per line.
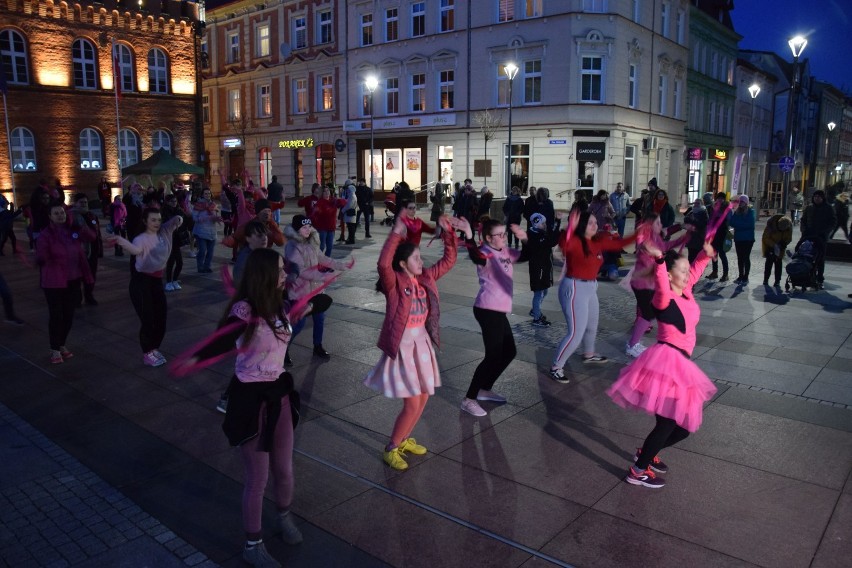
left=607, top=343, right=716, bottom=432
left=363, top=326, right=441, bottom=398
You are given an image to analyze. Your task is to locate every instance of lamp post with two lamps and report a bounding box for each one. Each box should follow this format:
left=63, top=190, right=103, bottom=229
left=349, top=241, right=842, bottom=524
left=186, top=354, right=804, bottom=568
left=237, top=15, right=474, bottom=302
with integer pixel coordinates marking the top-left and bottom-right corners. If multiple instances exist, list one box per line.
left=781, top=35, right=807, bottom=213
left=744, top=83, right=760, bottom=200
left=503, top=63, right=519, bottom=197
left=364, top=76, right=379, bottom=191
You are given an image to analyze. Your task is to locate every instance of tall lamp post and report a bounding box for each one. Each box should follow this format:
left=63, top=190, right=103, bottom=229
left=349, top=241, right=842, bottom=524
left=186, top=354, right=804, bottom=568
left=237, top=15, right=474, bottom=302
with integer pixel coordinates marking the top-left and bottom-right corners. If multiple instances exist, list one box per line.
left=781, top=35, right=807, bottom=213
left=826, top=121, right=837, bottom=185
left=504, top=63, right=519, bottom=197
left=744, top=83, right=760, bottom=199
left=364, top=76, right=379, bottom=191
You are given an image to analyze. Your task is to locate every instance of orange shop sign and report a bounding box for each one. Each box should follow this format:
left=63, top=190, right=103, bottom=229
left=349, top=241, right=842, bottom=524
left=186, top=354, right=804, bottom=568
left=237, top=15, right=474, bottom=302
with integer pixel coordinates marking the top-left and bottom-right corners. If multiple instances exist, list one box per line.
left=710, top=148, right=728, bottom=161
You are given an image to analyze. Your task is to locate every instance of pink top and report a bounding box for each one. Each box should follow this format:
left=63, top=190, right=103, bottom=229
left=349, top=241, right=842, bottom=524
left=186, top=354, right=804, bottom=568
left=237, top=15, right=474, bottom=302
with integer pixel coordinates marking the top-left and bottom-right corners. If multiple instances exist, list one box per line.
left=406, top=281, right=428, bottom=328
left=231, top=301, right=292, bottom=383
left=652, top=252, right=711, bottom=356
left=632, top=232, right=691, bottom=289
left=473, top=245, right=522, bottom=313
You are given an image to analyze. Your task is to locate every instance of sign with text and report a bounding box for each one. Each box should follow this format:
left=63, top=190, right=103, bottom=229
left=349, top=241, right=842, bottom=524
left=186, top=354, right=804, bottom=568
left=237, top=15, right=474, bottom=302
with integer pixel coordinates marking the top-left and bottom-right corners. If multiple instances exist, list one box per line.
left=278, top=138, right=315, bottom=149
left=343, top=113, right=457, bottom=132
left=688, top=147, right=705, bottom=160
left=576, top=142, right=606, bottom=161
left=710, top=148, right=728, bottom=161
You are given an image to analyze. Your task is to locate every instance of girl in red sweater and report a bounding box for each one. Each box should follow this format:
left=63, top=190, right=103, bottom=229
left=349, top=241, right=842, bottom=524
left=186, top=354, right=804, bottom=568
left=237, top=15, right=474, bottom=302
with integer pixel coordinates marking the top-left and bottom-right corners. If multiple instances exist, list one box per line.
left=309, top=187, right=346, bottom=257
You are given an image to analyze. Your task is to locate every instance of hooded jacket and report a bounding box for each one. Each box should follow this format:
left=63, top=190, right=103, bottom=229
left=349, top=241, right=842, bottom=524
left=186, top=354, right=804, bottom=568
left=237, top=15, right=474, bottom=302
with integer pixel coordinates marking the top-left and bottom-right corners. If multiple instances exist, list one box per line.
left=283, top=224, right=350, bottom=300
left=801, top=194, right=837, bottom=241
left=761, top=214, right=793, bottom=257
left=36, top=219, right=96, bottom=288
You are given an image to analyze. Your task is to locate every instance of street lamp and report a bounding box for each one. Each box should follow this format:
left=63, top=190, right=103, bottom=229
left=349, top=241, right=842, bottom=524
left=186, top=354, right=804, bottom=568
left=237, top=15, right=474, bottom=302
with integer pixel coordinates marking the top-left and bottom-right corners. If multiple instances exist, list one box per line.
left=744, top=83, right=760, bottom=199
left=827, top=121, right=837, bottom=184
left=781, top=35, right=807, bottom=213
left=364, top=76, right=379, bottom=191
left=504, top=62, right=519, bottom=197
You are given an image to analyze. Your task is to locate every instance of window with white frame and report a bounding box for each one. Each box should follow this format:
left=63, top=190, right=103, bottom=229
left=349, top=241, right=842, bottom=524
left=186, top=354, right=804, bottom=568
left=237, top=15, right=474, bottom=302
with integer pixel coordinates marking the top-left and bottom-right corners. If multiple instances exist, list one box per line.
left=523, top=60, right=541, bottom=104
left=386, top=77, right=399, bottom=114
left=676, top=9, right=685, bottom=44
left=152, top=130, right=172, bottom=153
left=498, top=0, right=515, bottom=22
left=319, top=75, right=334, bottom=111
left=202, top=94, right=210, bottom=123
left=361, top=14, right=373, bottom=46
left=147, top=48, right=168, bottom=94
left=440, top=0, right=455, bottom=32
left=258, top=83, right=272, bottom=117
left=228, top=88, right=241, bottom=121
left=118, top=129, right=139, bottom=168
left=293, top=16, right=307, bottom=49
left=583, top=0, right=606, bottom=13
left=318, top=11, right=333, bottom=44
left=0, top=30, right=29, bottom=84
left=385, top=8, right=399, bottom=41
left=439, top=70, right=454, bottom=109
left=79, top=128, right=102, bottom=170
left=256, top=24, right=270, bottom=57
left=10, top=127, right=35, bottom=170
left=294, top=78, right=307, bottom=114
left=673, top=78, right=682, bottom=119
left=497, top=64, right=510, bottom=106
left=525, top=0, right=542, bottom=18
left=581, top=56, right=603, bottom=103
left=660, top=2, right=669, bottom=38
left=411, top=73, right=426, bottom=112
left=112, top=44, right=135, bottom=92
left=658, top=74, right=668, bottom=115
left=72, top=39, right=97, bottom=89
left=226, top=31, right=240, bottom=64
left=623, top=145, right=636, bottom=194
left=412, top=3, right=425, bottom=37
left=632, top=0, right=641, bottom=23
left=361, top=83, right=372, bottom=117
left=628, top=63, right=637, bottom=109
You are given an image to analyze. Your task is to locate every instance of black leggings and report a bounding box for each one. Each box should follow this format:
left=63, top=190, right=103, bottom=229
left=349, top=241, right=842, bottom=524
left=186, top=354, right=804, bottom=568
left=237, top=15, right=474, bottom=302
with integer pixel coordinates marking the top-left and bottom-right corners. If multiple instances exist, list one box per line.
left=129, top=272, right=167, bottom=353
left=166, top=245, right=183, bottom=282
left=466, top=307, right=517, bottom=399
left=764, top=252, right=782, bottom=284
left=635, top=414, right=690, bottom=470
left=43, top=281, right=79, bottom=350
left=0, top=228, right=17, bottom=253
left=734, top=240, right=754, bottom=279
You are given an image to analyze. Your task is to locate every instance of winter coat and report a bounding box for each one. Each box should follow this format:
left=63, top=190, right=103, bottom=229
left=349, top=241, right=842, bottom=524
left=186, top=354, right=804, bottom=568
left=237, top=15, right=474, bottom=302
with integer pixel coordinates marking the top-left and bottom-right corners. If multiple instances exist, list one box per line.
left=524, top=222, right=561, bottom=291
left=310, top=197, right=346, bottom=231
left=478, top=192, right=494, bottom=218
left=502, top=194, right=524, bottom=225
left=729, top=207, right=756, bottom=242
left=801, top=202, right=837, bottom=241
left=376, top=230, right=457, bottom=359
left=589, top=199, right=615, bottom=229
left=283, top=225, right=349, bottom=300
left=191, top=199, right=220, bottom=240
left=36, top=220, right=96, bottom=288
left=683, top=206, right=708, bottom=252
left=789, top=190, right=805, bottom=210
left=610, top=191, right=630, bottom=219
left=342, top=186, right=358, bottom=223
left=356, top=183, right=373, bottom=210
left=109, top=201, right=127, bottom=229
left=761, top=214, right=793, bottom=257
left=647, top=200, right=676, bottom=228
left=709, top=206, right=731, bottom=251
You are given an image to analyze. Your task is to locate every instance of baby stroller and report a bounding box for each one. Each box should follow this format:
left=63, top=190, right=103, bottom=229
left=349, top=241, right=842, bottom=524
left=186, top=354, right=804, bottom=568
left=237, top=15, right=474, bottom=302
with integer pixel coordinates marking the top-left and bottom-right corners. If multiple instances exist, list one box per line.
left=785, top=239, right=822, bottom=292
left=381, top=193, right=397, bottom=226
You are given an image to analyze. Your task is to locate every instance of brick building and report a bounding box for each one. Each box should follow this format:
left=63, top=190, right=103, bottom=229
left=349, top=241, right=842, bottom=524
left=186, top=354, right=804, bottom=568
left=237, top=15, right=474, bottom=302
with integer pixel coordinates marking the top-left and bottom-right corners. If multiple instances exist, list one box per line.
left=0, top=0, right=201, bottom=206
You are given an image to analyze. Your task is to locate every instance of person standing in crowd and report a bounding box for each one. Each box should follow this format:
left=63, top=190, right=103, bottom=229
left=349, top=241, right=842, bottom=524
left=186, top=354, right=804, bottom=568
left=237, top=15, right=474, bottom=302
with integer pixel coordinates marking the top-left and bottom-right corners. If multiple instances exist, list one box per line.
left=478, top=186, right=494, bottom=220
left=523, top=185, right=539, bottom=228
left=283, top=214, right=353, bottom=363
left=109, top=207, right=183, bottom=367
left=629, top=189, right=650, bottom=230
left=70, top=194, right=103, bottom=306
left=192, top=188, right=221, bottom=274
left=232, top=220, right=269, bottom=289
left=162, top=194, right=190, bottom=292
left=364, top=214, right=461, bottom=470
left=788, top=185, right=804, bottom=225
left=534, top=187, right=556, bottom=231
left=831, top=192, right=849, bottom=241
left=525, top=212, right=561, bottom=327
left=310, top=186, right=346, bottom=257
left=646, top=183, right=676, bottom=229
left=342, top=181, right=359, bottom=245
left=460, top=217, right=528, bottom=417
left=29, top=182, right=54, bottom=241
left=298, top=183, right=322, bottom=218
left=220, top=182, right=236, bottom=238
left=37, top=201, right=96, bottom=364
left=356, top=177, right=374, bottom=239
left=123, top=183, right=146, bottom=241
left=589, top=189, right=615, bottom=230
left=607, top=240, right=718, bottom=489
left=97, top=176, right=112, bottom=218
left=549, top=211, right=636, bottom=383
left=503, top=186, right=525, bottom=248
left=429, top=183, right=446, bottom=225
left=0, top=197, right=22, bottom=255
left=397, top=198, right=436, bottom=246
left=729, top=195, right=757, bottom=285
left=683, top=198, right=709, bottom=263
left=800, top=189, right=837, bottom=287
left=229, top=199, right=285, bottom=254
left=761, top=214, right=793, bottom=287
left=707, top=193, right=732, bottom=282
left=610, top=182, right=630, bottom=237
left=174, top=248, right=303, bottom=566
left=108, top=195, right=128, bottom=256
left=266, top=175, right=285, bottom=225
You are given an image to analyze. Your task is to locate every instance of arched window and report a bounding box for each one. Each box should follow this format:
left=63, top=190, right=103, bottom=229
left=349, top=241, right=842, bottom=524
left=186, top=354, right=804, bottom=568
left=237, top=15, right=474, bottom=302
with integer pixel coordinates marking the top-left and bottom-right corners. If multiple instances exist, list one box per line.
left=113, top=43, right=134, bottom=92
left=0, top=29, right=29, bottom=84
left=152, top=129, right=171, bottom=153
left=10, top=127, right=36, bottom=170
left=147, top=48, right=168, bottom=94
left=118, top=129, right=139, bottom=167
left=72, top=38, right=97, bottom=89
left=79, top=128, right=103, bottom=170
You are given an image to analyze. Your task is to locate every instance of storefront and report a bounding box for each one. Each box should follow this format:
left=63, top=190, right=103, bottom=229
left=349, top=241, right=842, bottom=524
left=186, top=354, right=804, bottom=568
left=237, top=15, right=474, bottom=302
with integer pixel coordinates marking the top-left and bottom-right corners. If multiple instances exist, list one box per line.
left=276, top=136, right=340, bottom=197
left=354, top=136, right=428, bottom=195
left=687, top=147, right=705, bottom=203
left=706, top=147, right=728, bottom=196
left=576, top=140, right=606, bottom=200
left=687, top=146, right=728, bottom=201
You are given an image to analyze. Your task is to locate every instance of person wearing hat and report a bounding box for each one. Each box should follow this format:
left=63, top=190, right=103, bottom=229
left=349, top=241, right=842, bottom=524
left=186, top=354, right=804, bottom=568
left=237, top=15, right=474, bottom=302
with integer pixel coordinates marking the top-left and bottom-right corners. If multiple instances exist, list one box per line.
left=729, top=194, right=756, bottom=285
left=761, top=214, right=793, bottom=287
left=283, top=214, right=353, bottom=361
left=524, top=212, right=561, bottom=326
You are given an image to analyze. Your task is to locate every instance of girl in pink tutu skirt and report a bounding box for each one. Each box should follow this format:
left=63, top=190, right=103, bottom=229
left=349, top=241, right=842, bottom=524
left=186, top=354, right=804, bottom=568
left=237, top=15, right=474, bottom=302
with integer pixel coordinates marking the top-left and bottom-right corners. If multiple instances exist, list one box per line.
left=607, top=240, right=718, bottom=488
left=364, top=214, right=468, bottom=470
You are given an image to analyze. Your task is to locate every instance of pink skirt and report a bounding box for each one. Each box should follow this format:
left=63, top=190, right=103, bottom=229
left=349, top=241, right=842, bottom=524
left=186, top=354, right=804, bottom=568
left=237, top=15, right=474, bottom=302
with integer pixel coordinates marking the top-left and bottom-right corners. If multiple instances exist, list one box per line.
left=363, top=326, right=441, bottom=398
left=607, top=343, right=717, bottom=432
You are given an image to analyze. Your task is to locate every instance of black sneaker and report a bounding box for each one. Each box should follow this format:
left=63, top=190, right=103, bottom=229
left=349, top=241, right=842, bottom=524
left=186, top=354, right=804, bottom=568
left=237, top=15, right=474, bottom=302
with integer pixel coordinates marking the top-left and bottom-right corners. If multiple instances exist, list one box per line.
left=634, top=449, right=669, bottom=474
left=549, top=368, right=569, bottom=384
left=313, top=345, right=331, bottom=359
left=216, top=397, right=228, bottom=414
left=626, top=466, right=665, bottom=488
left=532, top=316, right=551, bottom=327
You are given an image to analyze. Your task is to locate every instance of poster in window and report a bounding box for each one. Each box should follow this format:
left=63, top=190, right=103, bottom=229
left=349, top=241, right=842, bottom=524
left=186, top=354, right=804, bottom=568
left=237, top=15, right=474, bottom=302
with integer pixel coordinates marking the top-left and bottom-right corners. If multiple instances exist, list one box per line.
left=384, top=149, right=400, bottom=171
left=384, top=149, right=402, bottom=189
left=405, top=149, right=421, bottom=172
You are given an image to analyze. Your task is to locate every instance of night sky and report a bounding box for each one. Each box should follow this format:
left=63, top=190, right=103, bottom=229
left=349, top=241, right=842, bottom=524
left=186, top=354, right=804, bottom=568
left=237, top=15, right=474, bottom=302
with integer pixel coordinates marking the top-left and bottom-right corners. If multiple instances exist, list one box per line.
left=732, top=0, right=852, bottom=93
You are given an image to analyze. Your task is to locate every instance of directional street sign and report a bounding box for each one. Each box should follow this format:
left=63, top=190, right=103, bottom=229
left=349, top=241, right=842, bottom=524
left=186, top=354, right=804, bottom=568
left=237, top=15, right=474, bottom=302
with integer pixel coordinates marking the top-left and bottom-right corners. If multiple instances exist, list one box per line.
left=779, top=156, right=795, bottom=173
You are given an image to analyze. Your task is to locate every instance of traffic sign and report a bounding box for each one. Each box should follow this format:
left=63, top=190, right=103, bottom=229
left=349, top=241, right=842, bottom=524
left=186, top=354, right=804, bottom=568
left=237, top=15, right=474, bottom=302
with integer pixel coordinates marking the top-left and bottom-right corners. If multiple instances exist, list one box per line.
left=779, top=156, right=795, bottom=173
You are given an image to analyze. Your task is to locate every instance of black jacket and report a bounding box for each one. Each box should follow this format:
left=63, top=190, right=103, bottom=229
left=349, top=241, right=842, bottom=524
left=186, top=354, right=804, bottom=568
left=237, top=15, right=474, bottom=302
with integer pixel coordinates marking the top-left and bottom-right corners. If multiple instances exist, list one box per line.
left=524, top=222, right=561, bottom=291
left=503, top=195, right=524, bottom=224
left=802, top=202, right=837, bottom=241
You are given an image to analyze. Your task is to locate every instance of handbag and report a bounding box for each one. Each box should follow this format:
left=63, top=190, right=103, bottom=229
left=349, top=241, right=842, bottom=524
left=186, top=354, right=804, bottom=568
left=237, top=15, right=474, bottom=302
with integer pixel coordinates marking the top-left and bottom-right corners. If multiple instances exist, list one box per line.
left=723, top=229, right=733, bottom=252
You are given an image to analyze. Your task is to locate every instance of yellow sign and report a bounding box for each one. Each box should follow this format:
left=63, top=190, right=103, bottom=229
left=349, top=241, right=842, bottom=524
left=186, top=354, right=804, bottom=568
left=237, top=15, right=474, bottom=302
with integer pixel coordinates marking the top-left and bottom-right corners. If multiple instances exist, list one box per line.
left=278, top=138, right=315, bottom=149
left=712, top=149, right=728, bottom=161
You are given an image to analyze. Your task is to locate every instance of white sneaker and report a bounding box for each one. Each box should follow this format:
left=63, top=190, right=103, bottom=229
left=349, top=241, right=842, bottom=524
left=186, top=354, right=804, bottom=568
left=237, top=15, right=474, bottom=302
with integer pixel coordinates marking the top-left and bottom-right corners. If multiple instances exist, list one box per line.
left=152, top=349, right=167, bottom=363
left=143, top=351, right=165, bottom=367
left=277, top=511, right=303, bottom=545
left=164, top=282, right=175, bottom=291
left=625, top=342, right=647, bottom=358
left=172, top=281, right=182, bottom=290
left=476, top=389, right=507, bottom=403
left=460, top=398, right=487, bottom=417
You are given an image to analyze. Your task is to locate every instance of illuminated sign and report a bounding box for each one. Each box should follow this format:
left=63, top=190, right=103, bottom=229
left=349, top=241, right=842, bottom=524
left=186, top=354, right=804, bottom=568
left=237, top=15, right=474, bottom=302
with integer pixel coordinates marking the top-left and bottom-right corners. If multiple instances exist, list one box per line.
left=576, top=142, right=606, bottom=160
left=688, top=147, right=705, bottom=160
left=223, top=138, right=242, bottom=148
left=711, top=148, right=728, bottom=161
left=278, top=138, right=315, bottom=149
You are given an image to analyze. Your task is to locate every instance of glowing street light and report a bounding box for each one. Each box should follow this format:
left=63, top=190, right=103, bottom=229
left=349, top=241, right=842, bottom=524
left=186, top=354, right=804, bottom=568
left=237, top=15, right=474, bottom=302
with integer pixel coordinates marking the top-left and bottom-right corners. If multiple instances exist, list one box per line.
left=503, top=63, right=519, bottom=197
left=744, top=83, right=760, bottom=198
left=782, top=35, right=807, bottom=213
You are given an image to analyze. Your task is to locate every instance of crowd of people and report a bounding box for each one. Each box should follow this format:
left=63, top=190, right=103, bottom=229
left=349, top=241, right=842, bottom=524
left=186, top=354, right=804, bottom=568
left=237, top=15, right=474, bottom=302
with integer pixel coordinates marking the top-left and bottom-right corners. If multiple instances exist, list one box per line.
left=2, top=172, right=850, bottom=567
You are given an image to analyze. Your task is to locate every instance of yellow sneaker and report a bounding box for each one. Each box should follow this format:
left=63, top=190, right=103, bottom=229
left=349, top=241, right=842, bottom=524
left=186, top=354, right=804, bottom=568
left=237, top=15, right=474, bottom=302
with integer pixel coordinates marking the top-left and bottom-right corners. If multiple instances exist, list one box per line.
left=399, top=438, right=427, bottom=455
left=383, top=447, right=408, bottom=470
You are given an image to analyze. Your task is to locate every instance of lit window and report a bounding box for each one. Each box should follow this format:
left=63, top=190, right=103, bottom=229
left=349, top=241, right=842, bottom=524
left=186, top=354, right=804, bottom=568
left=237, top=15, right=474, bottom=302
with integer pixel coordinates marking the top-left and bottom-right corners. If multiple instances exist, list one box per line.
left=0, top=30, right=29, bottom=84
left=412, top=3, right=426, bottom=37
left=581, top=56, right=603, bottom=103
left=226, top=31, right=240, bottom=64
left=497, top=64, right=510, bottom=106
left=152, top=129, right=172, bottom=153
left=118, top=129, right=139, bottom=168
left=498, top=0, right=514, bottom=22
left=386, top=77, right=399, bottom=115
left=293, top=16, right=307, bottom=49
left=319, top=75, right=334, bottom=111
left=385, top=8, right=399, bottom=42
left=80, top=128, right=102, bottom=170
left=113, top=44, right=135, bottom=92
left=228, top=88, right=241, bottom=121
left=439, top=70, right=454, bottom=109
left=318, top=11, right=333, bottom=44
left=256, top=24, right=270, bottom=57
left=258, top=84, right=272, bottom=117
left=361, top=14, right=373, bottom=46
left=411, top=73, right=426, bottom=112
left=523, top=60, right=541, bottom=104
left=72, top=39, right=97, bottom=89
left=525, top=0, right=542, bottom=18
left=147, top=48, right=168, bottom=94
left=294, top=78, right=307, bottom=114
left=440, top=0, right=455, bottom=32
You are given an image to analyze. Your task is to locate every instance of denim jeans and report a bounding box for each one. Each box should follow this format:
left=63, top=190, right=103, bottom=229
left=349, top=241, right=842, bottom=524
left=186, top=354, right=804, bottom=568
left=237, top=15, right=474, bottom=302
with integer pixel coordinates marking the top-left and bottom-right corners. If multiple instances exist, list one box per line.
left=531, top=289, right=548, bottom=319
left=291, top=311, right=325, bottom=346
left=317, top=230, right=334, bottom=256
left=196, top=237, right=215, bottom=271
